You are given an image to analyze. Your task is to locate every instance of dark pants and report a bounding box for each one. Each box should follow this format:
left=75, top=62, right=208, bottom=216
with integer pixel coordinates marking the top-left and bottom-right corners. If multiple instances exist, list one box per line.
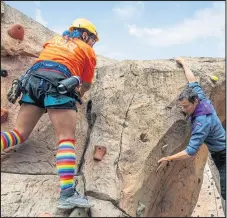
left=210, top=149, right=226, bottom=201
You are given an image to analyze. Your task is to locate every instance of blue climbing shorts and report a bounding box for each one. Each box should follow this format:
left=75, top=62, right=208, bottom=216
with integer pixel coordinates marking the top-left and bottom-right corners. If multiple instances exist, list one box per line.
left=19, top=68, right=80, bottom=111
left=20, top=92, right=77, bottom=110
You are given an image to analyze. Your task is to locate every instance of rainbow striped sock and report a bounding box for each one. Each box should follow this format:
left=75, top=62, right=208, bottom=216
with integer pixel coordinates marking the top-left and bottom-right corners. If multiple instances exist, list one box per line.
left=56, top=139, right=76, bottom=191
left=1, top=129, right=24, bottom=152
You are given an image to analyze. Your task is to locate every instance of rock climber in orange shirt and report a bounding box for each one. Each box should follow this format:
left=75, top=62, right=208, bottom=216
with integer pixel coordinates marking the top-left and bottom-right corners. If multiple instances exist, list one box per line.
left=1, top=18, right=99, bottom=209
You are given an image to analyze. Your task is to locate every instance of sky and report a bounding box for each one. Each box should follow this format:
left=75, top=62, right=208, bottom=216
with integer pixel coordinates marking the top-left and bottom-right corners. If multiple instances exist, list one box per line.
left=6, top=1, right=225, bottom=60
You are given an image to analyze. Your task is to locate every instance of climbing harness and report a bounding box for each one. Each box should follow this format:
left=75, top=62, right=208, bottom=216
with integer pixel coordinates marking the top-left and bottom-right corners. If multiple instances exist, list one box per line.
left=7, top=61, right=82, bottom=105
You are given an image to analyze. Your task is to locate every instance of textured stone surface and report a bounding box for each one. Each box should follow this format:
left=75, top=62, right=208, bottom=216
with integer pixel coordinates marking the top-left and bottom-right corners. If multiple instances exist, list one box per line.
left=1, top=1, right=4, bottom=15
left=192, top=162, right=224, bottom=217
left=83, top=58, right=225, bottom=216
left=1, top=2, right=226, bottom=217
left=1, top=173, right=72, bottom=217
left=88, top=197, right=125, bottom=217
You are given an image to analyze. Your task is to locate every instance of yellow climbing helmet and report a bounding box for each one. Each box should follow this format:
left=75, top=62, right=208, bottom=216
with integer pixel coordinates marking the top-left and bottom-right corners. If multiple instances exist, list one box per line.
left=69, top=18, right=99, bottom=42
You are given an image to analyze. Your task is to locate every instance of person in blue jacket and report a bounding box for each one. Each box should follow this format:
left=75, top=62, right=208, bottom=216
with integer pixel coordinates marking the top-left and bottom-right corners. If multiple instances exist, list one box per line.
left=157, top=57, right=226, bottom=205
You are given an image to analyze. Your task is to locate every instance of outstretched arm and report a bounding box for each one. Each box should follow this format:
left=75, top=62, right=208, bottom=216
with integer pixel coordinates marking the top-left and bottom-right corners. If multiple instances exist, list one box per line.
left=158, top=150, right=191, bottom=163
left=156, top=150, right=191, bottom=173
left=176, top=57, right=197, bottom=83
left=157, top=116, right=210, bottom=173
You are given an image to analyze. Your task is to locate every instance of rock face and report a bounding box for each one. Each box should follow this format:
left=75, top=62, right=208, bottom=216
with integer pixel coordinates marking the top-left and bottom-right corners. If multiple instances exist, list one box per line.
left=1, top=1, right=57, bottom=57
left=83, top=58, right=225, bottom=217
left=1, top=1, right=225, bottom=217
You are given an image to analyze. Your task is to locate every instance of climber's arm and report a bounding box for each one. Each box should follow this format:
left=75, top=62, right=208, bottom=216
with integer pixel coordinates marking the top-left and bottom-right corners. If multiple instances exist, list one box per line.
left=78, top=82, right=91, bottom=97
left=156, top=149, right=191, bottom=172
left=175, top=57, right=197, bottom=83
left=158, top=116, right=209, bottom=164
left=158, top=150, right=191, bottom=163
left=79, top=48, right=96, bottom=97
left=176, top=57, right=210, bottom=102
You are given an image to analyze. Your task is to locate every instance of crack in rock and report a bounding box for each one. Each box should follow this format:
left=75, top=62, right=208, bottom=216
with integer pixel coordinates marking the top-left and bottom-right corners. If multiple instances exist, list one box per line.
left=115, top=64, right=141, bottom=181
left=77, top=100, right=96, bottom=174
left=86, top=190, right=118, bottom=203
left=0, top=171, right=56, bottom=175
left=115, top=93, right=135, bottom=181
left=87, top=191, right=130, bottom=217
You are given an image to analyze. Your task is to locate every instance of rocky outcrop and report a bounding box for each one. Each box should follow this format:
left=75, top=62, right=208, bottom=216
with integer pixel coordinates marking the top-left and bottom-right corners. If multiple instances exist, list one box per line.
left=83, top=58, right=225, bottom=217
left=1, top=1, right=57, bottom=57
left=1, top=1, right=225, bottom=217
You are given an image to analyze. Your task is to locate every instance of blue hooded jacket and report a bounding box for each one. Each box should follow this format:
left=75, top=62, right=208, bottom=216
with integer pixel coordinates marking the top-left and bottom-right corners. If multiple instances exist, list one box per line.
left=185, top=82, right=226, bottom=156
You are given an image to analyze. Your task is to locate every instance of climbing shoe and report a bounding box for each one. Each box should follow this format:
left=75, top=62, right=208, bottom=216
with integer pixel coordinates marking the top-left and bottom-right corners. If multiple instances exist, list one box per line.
left=57, top=187, right=91, bottom=210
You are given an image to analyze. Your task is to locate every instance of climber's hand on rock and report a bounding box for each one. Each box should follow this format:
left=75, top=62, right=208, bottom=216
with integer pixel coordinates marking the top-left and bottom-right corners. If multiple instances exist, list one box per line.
left=175, top=57, right=185, bottom=67
left=74, top=85, right=81, bottom=93
left=156, top=157, right=169, bottom=173
left=82, top=93, right=88, bottom=102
